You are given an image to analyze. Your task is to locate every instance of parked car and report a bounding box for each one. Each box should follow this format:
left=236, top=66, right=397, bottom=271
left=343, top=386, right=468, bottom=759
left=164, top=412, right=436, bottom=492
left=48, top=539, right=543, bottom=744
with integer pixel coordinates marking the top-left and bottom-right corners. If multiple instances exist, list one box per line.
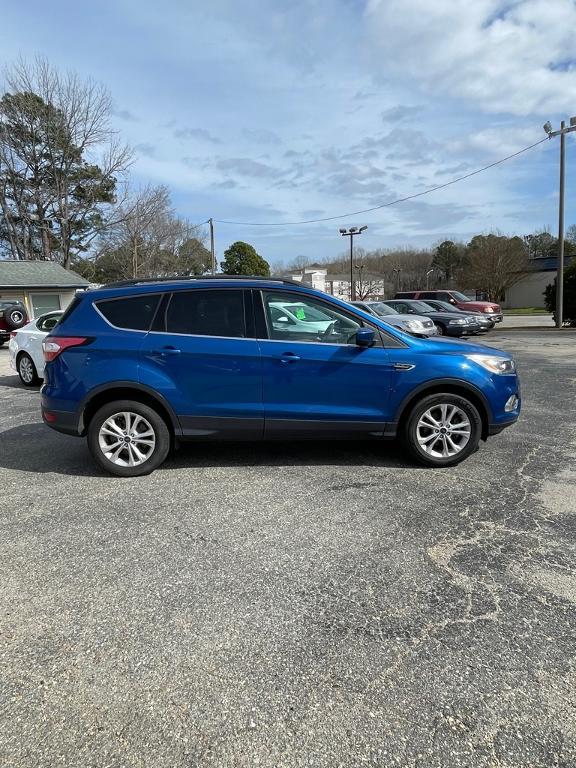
left=351, top=301, right=437, bottom=336
left=9, top=311, right=63, bottom=385
left=40, top=276, right=520, bottom=476
left=419, top=299, right=496, bottom=332
left=394, top=290, right=503, bottom=322
left=0, top=300, right=28, bottom=348
left=381, top=299, right=481, bottom=336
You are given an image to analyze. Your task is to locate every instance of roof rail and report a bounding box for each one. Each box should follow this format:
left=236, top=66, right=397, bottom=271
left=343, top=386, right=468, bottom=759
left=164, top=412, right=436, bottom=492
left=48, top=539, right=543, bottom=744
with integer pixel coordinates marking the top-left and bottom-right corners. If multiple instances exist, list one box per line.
left=103, top=274, right=304, bottom=289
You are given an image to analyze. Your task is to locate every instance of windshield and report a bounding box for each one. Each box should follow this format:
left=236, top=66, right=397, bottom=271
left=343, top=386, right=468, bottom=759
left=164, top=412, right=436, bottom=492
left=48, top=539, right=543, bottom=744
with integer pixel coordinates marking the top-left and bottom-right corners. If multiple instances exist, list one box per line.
left=450, top=291, right=472, bottom=302
left=434, top=300, right=463, bottom=313
left=406, top=301, right=436, bottom=313
left=368, top=302, right=394, bottom=316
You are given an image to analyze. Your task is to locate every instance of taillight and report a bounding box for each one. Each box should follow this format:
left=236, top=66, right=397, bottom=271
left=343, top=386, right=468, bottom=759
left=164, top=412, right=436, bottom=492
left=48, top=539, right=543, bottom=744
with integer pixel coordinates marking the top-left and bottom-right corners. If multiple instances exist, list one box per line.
left=10, top=332, right=17, bottom=339
left=43, top=337, right=90, bottom=362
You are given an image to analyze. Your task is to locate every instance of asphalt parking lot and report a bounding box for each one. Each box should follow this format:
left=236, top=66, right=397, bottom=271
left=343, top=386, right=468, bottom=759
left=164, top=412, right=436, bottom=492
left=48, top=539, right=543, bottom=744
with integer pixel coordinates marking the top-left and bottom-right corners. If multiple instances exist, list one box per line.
left=1, top=330, right=575, bottom=768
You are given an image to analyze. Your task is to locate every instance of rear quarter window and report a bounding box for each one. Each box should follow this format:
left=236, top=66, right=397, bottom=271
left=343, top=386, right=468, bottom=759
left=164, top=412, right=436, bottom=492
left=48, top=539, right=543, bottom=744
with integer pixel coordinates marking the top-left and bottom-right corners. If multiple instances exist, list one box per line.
left=96, top=294, right=161, bottom=331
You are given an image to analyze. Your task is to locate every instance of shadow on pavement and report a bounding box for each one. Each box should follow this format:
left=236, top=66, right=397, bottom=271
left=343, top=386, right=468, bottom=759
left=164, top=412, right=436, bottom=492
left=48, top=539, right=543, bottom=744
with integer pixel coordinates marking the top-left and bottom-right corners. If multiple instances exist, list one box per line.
left=0, top=422, right=417, bottom=477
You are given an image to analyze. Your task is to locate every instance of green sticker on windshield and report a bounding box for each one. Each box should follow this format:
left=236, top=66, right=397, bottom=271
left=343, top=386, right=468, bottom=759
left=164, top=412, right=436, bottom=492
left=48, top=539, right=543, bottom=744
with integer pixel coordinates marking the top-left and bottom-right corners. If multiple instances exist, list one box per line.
left=295, top=308, right=306, bottom=320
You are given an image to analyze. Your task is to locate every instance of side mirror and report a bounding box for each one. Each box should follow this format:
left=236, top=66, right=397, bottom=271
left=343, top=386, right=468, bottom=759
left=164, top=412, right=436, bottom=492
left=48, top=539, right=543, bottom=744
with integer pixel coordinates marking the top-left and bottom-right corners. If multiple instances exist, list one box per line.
left=356, top=328, right=375, bottom=347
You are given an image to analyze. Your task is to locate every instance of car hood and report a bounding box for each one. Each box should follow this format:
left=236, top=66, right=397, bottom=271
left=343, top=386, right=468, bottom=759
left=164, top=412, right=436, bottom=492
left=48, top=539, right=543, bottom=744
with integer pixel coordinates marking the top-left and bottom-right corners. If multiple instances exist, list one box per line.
left=460, top=301, right=501, bottom=311
left=418, top=335, right=510, bottom=357
left=379, top=313, right=432, bottom=324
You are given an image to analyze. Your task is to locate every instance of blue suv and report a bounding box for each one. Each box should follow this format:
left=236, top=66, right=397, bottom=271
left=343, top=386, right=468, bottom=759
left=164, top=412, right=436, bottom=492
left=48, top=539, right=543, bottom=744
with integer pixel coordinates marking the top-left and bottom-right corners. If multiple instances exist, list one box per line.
left=41, top=277, right=520, bottom=476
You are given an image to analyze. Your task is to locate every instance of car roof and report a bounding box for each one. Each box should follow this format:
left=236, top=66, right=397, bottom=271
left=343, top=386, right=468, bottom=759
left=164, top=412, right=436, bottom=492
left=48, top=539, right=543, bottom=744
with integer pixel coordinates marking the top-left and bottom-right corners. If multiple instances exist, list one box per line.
left=86, top=275, right=311, bottom=300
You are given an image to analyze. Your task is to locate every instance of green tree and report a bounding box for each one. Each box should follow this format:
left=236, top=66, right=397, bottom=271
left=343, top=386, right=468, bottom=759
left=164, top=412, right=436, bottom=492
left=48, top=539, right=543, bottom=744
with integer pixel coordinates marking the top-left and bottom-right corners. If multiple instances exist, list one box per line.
left=544, top=258, right=576, bottom=325
left=0, top=59, right=130, bottom=266
left=221, top=241, right=270, bottom=276
left=432, top=240, right=463, bottom=282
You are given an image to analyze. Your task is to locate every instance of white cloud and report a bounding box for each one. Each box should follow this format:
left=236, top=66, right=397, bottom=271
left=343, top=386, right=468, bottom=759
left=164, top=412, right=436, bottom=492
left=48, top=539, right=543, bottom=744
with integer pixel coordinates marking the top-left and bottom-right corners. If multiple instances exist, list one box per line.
left=365, top=0, right=576, bottom=115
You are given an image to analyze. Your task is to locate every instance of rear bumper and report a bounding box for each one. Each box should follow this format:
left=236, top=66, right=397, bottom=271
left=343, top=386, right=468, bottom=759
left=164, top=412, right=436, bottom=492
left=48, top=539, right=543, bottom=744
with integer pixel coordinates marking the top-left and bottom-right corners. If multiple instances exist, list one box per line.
left=41, top=392, right=82, bottom=436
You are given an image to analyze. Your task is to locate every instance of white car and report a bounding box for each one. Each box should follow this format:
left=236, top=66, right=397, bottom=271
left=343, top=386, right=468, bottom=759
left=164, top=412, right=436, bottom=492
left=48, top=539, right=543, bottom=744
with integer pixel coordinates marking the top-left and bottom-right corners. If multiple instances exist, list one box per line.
left=9, top=311, right=63, bottom=386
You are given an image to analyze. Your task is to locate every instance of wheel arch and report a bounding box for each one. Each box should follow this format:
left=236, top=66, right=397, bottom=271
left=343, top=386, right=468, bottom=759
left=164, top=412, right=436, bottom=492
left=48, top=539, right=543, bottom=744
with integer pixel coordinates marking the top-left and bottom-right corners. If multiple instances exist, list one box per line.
left=395, top=379, right=492, bottom=441
left=79, top=382, right=181, bottom=438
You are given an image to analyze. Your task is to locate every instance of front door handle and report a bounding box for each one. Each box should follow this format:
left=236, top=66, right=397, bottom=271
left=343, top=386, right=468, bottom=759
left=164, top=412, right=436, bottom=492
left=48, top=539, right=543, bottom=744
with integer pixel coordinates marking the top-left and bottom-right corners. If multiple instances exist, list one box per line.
left=280, top=352, right=301, bottom=364
left=151, top=346, right=181, bottom=356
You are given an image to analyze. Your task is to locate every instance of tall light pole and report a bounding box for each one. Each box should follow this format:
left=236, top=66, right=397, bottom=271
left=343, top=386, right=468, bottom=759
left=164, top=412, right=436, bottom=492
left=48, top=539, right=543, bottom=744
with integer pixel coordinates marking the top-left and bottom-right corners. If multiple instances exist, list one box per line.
left=426, top=268, right=435, bottom=290
left=339, top=225, right=367, bottom=300
left=209, top=218, right=216, bottom=275
left=544, top=117, right=576, bottom=328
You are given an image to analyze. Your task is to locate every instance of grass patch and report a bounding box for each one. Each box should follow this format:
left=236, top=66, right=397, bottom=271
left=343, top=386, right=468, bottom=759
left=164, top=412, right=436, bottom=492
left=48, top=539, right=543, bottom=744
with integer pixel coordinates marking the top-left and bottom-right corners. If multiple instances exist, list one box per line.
left=503, top=307, right=549, bottom=315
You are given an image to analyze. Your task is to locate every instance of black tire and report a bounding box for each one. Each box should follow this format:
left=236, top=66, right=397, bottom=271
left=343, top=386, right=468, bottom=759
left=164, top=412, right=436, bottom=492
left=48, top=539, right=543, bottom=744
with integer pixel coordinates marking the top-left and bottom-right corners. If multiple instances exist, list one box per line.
left=17, top=352, right=40, bottom=386
left=0, top=340, right=5, bottom=349
left=402, top=393, right=482, bottom=467
left=434, top=323, right=445, bottom=335
left=87, top=399, right=171, bottom=477
left=4, top=304, right=27, bottom=330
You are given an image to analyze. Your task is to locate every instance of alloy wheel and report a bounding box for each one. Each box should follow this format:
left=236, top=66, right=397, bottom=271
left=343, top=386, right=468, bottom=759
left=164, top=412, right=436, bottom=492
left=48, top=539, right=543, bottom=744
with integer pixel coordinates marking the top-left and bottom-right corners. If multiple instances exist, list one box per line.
left=19, top=355, right=35, bottom=384
left=98, top=411, right=156, bottom=467
left=416, top=403, right=471, bottom=458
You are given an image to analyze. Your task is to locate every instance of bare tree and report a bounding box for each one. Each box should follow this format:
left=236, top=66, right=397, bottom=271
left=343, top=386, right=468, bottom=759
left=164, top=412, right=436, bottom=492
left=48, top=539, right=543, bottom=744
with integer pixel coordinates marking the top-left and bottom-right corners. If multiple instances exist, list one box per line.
left=0, top=57, right=132, bottom=265
left=463, top=234, right=529, bottom=301
left=91, top=184, right=210, bottom=281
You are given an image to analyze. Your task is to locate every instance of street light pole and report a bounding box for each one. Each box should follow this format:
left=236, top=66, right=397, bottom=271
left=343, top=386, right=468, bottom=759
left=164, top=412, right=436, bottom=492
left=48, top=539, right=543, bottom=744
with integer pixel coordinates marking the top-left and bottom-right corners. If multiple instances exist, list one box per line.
left=558, top=123, right=566, bottom=328
left=209, top=218, right=216, bottom=275
left=426, top=268, right=434, bottom=290
left=544, top=117, right=576, bottom=328
left=393, top=268, right=401, bottom=294
left=339, top=226, right=367, bottom=301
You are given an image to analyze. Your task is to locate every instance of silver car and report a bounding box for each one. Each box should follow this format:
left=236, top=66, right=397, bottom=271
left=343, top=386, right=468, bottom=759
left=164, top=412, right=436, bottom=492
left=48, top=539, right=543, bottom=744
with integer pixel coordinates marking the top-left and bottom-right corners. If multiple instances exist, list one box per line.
left=351, top=301, right=438, bottom=337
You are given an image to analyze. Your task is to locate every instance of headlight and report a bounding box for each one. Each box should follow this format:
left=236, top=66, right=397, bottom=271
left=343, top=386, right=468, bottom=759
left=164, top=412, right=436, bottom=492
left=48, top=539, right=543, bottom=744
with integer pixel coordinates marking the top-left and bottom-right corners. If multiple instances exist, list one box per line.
left=484, top=307, right=494, bottom=313
left=404, top=320, right=424, bottom=330
left=448, top=318, right=467, bottom=325
left=467, top=354, right=516, bottom=374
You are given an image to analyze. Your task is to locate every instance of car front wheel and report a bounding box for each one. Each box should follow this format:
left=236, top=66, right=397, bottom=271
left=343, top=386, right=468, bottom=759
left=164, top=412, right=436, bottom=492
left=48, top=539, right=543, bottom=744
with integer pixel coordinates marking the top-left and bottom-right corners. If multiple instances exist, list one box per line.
left=87, top=400, right=171, bottom=477
left=402, top=393, right=482, bottom=467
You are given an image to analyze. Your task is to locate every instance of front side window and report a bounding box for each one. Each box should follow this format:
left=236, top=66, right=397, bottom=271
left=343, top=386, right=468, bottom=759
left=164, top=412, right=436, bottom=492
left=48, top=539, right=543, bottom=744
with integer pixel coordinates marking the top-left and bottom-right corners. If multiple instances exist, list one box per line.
left=263, top=291, right=361, bottom=344
left=165, top=289, right=246, bottom=337
left=97, top=294, right=161, bottom=331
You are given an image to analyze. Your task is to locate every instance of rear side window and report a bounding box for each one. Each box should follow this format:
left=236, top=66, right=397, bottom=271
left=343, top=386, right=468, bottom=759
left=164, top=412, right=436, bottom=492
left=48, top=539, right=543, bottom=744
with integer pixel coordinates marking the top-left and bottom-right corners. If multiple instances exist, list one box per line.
left=97, top=294, right=161, bottom=331
left=164, top=290, right=246, bottom=337
left=419, top=291, right=436, bottom=299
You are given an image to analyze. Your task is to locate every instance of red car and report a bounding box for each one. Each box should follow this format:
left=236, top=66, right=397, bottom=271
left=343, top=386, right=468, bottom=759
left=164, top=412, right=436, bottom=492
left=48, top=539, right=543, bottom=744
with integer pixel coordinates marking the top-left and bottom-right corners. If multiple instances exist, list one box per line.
left=394, top=290, right=503, bottom=322
left=0, top=300, right=28, bottom=347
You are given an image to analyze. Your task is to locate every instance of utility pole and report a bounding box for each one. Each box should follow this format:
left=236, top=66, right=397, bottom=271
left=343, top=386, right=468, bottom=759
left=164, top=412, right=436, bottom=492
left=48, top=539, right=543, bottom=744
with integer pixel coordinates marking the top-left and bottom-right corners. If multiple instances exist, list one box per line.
left=543, top=117, right=576, bottom=328
left=209, top=218, right=216, bottom=275
left=339, top=226, right=367, bottom=301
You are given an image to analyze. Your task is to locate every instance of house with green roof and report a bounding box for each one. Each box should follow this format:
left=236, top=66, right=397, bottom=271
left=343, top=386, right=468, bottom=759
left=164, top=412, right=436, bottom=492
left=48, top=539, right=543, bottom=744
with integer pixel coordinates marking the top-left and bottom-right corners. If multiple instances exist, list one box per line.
left=0, top=260, right=88, bottom=318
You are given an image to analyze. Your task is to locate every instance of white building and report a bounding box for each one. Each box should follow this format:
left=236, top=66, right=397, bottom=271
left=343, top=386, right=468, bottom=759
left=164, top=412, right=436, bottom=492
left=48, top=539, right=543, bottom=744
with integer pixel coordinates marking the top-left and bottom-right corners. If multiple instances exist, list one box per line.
left=284, top=267, right=387, bottom=301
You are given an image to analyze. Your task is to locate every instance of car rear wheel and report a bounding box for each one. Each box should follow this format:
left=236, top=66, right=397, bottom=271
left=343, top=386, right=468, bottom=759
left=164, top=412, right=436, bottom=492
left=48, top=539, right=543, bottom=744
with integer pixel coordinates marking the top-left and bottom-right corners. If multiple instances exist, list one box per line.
left=402, top=393, right=482, bottom=467
left=17, top=352, right=40, bottom=386
left=87, top=400, right=171, bottom=477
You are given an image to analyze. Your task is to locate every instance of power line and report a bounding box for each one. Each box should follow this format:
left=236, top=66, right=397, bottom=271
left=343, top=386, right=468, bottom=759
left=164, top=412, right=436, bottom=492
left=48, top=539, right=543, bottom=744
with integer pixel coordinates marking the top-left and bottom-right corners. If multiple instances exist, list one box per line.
left=212, top=137, right=549, bottom=227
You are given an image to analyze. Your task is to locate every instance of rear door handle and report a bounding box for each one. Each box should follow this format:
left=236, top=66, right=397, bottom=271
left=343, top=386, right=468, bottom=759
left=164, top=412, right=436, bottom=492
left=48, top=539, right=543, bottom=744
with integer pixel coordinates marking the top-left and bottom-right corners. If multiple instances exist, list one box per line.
left=151, top=346, right=181, bottom=356
left=280, top=352, right=301, bottom=364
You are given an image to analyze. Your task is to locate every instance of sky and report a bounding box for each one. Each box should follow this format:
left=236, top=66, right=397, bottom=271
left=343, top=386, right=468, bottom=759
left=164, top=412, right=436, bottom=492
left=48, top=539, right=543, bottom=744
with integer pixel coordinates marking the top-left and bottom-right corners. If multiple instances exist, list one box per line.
left=2, top=0, right=576, bottom=267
